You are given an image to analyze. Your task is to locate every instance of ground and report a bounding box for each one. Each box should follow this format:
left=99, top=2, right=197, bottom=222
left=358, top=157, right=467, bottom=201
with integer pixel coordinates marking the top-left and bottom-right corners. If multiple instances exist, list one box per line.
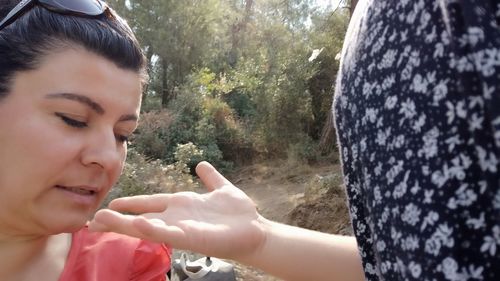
left=227, top=160, right=352, bottom=280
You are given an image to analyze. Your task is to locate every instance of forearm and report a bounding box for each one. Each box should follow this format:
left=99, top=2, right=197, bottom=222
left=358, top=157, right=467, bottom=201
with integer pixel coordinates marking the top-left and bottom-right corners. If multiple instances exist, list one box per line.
left=239, top=218, right=365, bottom=281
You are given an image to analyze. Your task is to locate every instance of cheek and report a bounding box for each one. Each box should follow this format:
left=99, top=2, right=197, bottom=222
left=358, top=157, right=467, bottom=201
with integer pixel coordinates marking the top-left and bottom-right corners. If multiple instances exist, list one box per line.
left=38, top=136, right=83, bottom=168
left=0, top=124, right=82, bottom=202
left=14, top=119, right=82, bottom=171
left=108, top=149, right=127, bottom=186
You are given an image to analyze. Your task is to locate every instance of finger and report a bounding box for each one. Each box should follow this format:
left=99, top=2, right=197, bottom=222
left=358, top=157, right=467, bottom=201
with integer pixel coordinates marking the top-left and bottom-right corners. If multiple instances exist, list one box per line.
left=132, top=216, right=188, bottom=246
left=90, top=210, right=188, bottom=247
left=89, top=210, right=171, bottom=242
left=89, top=209, right=144, bottom=236
left=195, top=161, right=232, bottom=192
left=108, top=194, right=170, bottom=213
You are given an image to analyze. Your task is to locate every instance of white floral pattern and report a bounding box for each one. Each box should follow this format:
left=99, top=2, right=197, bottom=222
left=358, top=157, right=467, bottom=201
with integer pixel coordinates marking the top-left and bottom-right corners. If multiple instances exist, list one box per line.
left=334, top=0, right=500, bottom=279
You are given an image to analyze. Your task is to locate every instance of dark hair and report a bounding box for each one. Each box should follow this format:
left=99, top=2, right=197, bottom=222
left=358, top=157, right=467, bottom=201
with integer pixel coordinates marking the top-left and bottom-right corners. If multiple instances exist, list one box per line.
left=0, top=0, right=147, bottom=99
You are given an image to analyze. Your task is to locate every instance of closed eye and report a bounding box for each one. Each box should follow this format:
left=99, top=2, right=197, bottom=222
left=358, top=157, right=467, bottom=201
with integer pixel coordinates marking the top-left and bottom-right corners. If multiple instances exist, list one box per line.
left=115, top=134, right=130, bottom=144
left=55, top=112, right=87, bottom=128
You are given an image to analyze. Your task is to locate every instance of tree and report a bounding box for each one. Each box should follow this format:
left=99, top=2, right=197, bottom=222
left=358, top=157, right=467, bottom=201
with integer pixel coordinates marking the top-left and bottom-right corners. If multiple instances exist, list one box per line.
left=111, top=0, right=350, bottom=164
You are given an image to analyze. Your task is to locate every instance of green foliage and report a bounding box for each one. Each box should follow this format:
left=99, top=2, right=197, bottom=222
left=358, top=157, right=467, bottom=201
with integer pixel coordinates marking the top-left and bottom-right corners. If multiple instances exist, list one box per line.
left=287, top=135, right=321, bottom=164
left=131, top=69, right=249, bottom=169
left=156, top=84, right=204, bottom=163
left=223, top=90, right=256, bottom=120
left=132, top=109, right=173, bottom=160
left=174, top=69, right=249, bottom=168
left=111, top=0, right=348, bottom=169
left=195, top=68, right=236, bottom=97
left=173, top=142, right=204, bottom=173
left=140, top=94, right=163, bottom=112
left=307, top=9, right=349, bottom=141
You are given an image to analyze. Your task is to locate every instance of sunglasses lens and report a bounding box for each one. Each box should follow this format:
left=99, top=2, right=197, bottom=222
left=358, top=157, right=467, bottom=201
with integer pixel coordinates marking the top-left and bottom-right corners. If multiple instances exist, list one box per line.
left=40, top=0, right=105, bottom=16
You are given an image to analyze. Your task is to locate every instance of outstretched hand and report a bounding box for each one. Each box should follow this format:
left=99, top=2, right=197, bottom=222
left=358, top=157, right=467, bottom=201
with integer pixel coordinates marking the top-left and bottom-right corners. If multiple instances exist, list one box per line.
left=88, top=161, right=267, bottom=260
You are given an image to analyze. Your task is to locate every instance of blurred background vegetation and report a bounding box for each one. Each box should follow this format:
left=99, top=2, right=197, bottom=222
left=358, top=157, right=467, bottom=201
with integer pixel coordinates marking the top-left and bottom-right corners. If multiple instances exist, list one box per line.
left=103, top=0, right=354, bottom=202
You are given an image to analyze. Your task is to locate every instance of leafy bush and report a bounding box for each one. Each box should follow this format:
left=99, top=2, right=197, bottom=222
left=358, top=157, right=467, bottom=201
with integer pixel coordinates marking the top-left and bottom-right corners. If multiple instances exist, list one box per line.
left=167, top=69, right=251, bottom=168
left=140, top=96, right=163, bottom=112
left=102, top=148, right=199, bottom=207
left=132, top=109, right=173, bottom=160
left=172, top=142, right=207, bottom=173
left=287, top=135, right=321, bottom=164
left=303, top=173, right=344, bottom=203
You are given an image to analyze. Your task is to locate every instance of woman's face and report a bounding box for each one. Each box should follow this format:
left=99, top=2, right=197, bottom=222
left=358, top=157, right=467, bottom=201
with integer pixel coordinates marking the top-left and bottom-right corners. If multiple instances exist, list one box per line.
left=0, top=48, right=142, bottom=237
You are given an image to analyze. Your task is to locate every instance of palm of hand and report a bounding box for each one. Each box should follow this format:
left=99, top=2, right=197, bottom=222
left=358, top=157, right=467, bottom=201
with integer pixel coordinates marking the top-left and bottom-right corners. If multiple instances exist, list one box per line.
left=156, top=186, right=265, bottom=258
left=89, top=162, right=266, bottom=260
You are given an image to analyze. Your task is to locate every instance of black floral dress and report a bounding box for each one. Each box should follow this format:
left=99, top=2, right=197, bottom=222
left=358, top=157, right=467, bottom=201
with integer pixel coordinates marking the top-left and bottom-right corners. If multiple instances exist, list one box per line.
left=334, top=0, right=500, bottom=280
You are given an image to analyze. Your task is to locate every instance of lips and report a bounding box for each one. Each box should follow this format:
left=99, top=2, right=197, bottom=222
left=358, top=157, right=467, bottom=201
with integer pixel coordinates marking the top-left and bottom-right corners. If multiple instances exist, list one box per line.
left=55, top=185, right=98, bottom=196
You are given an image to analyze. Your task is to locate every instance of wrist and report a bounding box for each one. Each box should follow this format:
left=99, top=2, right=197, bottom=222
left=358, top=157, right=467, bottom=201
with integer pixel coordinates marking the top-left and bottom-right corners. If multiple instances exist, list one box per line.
left=235, top=215, right=274, bottom=265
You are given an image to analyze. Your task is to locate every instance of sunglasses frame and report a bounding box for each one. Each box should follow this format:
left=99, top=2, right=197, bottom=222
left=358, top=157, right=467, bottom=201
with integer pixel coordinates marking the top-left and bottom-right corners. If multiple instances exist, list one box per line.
left=0, top=0, right=106, bottom=30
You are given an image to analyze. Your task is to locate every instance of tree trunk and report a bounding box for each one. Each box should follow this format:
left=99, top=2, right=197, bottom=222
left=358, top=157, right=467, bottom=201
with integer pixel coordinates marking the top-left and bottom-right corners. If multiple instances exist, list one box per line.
left=229, top=0, right=253, bottom=67
left=319, top=107, right=336, bottom=153
left=350, top=0, right=358, bottom=17
left=161, top=59, right=169, bottom=107
left=318, top=0, right=358, bottom=153
left=142, top=46, right=154, bottom=103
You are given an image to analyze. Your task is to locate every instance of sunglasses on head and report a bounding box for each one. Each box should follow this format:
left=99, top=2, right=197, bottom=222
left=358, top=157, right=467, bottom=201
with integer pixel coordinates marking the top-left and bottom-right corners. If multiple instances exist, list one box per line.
left=0, top=0, right=107, bottom=30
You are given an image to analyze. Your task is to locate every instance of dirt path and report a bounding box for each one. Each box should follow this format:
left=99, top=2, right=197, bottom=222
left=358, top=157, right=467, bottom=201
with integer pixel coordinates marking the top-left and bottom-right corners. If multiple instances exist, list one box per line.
left=225, top=161, right=340, bottom=281
left=230, top=161, right=336, bottom=219
left=234, top=174, right=305, bottom=222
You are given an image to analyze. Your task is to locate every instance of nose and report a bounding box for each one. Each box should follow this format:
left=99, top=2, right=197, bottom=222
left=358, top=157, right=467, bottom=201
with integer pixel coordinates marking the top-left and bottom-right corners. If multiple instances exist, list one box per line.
left=80, top=129, right=124, bottom=172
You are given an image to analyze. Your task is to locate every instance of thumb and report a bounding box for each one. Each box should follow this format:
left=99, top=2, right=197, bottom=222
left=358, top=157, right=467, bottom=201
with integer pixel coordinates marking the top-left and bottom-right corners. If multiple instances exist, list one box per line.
left=195, top=161, right=232, bottom=192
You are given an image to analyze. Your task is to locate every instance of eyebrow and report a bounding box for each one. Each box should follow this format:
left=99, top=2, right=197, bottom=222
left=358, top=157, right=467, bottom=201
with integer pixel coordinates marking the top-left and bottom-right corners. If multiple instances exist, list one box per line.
left=46, top=93, right=104, bottom=114
left=45, top=93, right=138, bottom=122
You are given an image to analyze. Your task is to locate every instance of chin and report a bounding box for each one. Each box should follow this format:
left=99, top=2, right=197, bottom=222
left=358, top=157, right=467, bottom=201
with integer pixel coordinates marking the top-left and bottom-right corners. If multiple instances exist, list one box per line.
left=44, top=214, right=91, bottom=234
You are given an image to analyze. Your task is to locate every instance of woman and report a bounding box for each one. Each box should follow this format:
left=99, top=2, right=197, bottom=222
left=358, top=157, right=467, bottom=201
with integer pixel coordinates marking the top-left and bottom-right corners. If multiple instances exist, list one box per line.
left=90, top=0, right=500, bottom=280
left=0, top=0, right=171, bottom=280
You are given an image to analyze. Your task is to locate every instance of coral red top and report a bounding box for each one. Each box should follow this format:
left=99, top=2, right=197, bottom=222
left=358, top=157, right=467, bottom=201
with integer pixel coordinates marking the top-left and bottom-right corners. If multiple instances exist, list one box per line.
left=58, top=227, right=171, bottom=281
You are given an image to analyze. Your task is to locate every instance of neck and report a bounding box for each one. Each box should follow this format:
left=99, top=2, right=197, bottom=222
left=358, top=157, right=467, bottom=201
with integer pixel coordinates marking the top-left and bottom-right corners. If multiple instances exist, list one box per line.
left=0, top=233, right=71, bottom=281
